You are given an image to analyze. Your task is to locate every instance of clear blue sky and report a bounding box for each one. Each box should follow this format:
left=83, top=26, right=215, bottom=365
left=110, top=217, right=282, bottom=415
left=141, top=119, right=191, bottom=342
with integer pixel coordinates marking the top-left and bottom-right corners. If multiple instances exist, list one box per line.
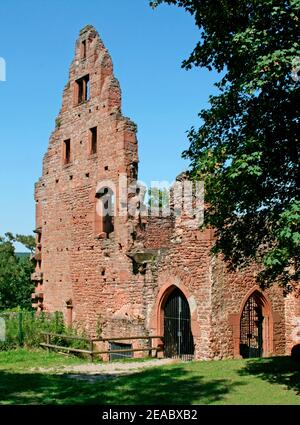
left=0, top=0, right=219, bottom=250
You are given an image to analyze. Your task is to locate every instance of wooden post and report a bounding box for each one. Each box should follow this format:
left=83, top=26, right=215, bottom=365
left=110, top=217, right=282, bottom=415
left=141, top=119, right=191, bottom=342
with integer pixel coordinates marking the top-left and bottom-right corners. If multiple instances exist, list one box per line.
left=18, top=312, right=24, bottom=347
left=148, top=337, right=152, bottom=358
left=46, top=333, right=50, bottom=354
left=90, top=339, right=94, bottom=362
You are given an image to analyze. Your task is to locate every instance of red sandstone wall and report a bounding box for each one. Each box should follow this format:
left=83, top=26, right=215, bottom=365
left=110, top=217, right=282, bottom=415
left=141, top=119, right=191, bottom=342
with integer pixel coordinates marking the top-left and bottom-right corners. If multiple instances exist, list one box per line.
left=210, top=257, right=286, bottom=359
left=143, top=223, right=215, bottom=360
left=136, top=216, right=174, bottom=249
left=284, top=294, right=300, bottom=354
left=140, top=210, right=287, bottom=359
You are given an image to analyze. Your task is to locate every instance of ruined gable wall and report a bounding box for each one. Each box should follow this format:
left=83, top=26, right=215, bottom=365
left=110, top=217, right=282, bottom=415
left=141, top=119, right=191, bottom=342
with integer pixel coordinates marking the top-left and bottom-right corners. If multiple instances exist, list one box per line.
left=33, top=26, right=146, bottom=338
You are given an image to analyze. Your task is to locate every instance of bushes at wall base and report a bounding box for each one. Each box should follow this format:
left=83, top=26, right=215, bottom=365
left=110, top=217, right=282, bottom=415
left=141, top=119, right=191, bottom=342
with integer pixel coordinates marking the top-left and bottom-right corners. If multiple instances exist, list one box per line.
left=0, top=309, right=88, bottom=351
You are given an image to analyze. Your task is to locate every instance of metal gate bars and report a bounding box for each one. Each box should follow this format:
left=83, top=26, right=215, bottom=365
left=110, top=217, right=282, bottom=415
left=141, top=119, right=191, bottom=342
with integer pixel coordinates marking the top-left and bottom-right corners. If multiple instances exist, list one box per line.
left=164, top=288, right=194, bottom=360
left=240, top=295, right=263, bottom=358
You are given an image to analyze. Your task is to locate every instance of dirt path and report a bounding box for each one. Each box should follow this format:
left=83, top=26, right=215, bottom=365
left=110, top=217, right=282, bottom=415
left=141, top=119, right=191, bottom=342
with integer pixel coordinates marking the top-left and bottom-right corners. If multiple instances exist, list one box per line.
left=33, top=358, right=178, bottom=382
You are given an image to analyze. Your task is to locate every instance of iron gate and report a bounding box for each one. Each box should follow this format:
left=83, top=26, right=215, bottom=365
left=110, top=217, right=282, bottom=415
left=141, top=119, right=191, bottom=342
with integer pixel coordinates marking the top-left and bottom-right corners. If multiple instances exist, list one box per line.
left=109, top=342, right=133, bottom=361
left=164, top=288, right=194, bottom=360
left=240, top=295, right=263, bottom=358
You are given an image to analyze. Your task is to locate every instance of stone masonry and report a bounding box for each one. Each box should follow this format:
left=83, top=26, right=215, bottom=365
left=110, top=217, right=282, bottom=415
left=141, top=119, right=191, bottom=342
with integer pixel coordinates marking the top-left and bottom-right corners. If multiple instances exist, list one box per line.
left=32, top=26, right=300, bottom=360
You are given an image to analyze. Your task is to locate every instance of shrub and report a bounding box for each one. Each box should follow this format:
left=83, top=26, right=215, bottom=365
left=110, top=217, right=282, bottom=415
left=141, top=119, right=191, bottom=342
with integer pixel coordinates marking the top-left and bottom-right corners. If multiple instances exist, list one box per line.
left=0, top=309, right=89, bottom=351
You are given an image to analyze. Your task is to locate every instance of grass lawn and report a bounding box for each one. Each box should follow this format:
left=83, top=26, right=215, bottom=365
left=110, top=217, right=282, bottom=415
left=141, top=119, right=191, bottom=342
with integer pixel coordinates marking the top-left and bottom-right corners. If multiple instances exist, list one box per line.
left=0, top=349, right=300, bottom=404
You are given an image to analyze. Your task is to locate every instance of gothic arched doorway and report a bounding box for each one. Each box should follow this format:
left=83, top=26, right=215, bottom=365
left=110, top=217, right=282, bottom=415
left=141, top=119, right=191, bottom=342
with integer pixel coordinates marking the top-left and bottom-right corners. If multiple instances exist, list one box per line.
left=240, top=292, right=266, bottom=358
left=163, top=288, right=194, bottom=360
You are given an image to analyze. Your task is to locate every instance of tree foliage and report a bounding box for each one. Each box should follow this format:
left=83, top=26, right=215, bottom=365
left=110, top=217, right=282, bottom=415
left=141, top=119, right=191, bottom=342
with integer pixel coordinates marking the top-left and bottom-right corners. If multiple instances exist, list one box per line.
left=5, top=232, right=35, bottom=253
left=0, top=233, right=34, bottom=310
left=151, top=0, right=300, bottom=290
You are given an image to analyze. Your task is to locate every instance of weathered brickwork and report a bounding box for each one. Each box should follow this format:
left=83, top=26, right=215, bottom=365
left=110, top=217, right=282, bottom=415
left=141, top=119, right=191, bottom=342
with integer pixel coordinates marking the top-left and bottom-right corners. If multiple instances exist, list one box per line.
left=32, top=25, right=299, bottom=359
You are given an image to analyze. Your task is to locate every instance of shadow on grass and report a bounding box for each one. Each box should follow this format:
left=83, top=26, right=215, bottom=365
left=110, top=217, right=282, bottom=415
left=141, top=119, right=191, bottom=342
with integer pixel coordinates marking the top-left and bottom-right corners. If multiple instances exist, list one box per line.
left=239, top=356, right=300, bottom=395
left=0, top=365, right=243, bottom=405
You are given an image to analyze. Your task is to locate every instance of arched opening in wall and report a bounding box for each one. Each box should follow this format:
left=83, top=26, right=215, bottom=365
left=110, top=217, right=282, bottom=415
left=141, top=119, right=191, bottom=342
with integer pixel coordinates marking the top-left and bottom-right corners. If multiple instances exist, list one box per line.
left=163, top=288, right=194, bottom=360
left=95, top=187, right=115, bottom=238
left=240, top=290, right=272, bottom=358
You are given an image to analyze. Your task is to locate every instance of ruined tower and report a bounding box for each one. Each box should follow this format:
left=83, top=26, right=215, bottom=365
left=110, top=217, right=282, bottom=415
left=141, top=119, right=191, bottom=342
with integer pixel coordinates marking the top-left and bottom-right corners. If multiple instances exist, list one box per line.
left=32, top=25, right=144, bottom=336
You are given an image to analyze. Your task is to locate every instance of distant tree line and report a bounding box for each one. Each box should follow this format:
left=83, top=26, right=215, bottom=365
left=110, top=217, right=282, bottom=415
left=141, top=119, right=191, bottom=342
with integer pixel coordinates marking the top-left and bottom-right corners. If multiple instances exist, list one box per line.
left=0, top=233, right=35, bottom=311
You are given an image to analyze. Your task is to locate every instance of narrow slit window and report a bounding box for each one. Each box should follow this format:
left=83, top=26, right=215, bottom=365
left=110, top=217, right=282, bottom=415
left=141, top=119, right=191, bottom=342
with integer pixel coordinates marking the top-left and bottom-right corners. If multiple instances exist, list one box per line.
left=78, top=80, right=83, bottom=103
left=90, top=127, right=97, bottom=154
left=81, top=40, right=86, bottom=59
left=63, top=139, right=71, bottom=164
left=86, top=77, right=90, bottom=100
left=75, top=75, right=90, bottom=104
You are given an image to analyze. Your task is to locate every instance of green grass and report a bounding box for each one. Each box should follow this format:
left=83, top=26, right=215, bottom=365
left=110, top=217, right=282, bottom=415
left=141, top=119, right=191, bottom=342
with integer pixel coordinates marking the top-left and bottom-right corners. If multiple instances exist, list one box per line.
left=0, top=349, right=88, bottom=371
left=0, top=349, right=300, bottom=405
